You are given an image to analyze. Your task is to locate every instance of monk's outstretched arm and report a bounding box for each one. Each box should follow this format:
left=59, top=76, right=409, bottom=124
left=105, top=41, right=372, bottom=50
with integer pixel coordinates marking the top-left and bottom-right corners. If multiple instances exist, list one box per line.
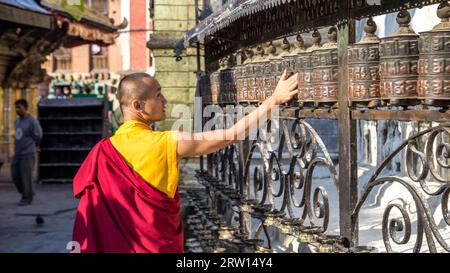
left=176, top=70, right=298, bottom=160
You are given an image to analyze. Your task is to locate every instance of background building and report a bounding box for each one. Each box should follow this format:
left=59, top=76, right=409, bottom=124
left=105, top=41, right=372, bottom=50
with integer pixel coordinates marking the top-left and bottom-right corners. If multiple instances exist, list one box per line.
left=147, top=0, right=205, bottom=131
left=0, top=0, right=119, bottom=161
left=1, top=0, right=210, bottom=161
left=42, top=0, right=130, bottom=95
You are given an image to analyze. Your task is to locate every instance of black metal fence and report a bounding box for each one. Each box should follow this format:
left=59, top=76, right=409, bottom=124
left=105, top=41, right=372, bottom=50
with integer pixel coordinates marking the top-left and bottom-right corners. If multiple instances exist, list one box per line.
left=183, top=0, right=450, bottom=253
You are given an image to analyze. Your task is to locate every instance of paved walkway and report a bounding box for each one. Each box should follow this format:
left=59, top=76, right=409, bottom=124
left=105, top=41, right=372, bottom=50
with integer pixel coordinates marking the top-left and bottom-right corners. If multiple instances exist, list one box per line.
left=0, top=182, right=77, bottom=253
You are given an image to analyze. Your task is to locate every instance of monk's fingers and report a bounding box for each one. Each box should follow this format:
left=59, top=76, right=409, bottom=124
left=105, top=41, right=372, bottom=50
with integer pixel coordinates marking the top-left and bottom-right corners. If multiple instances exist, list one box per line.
left=289, top=77, right=298, bottom=86
left=288, top=73, right=298, bottom=81
left=289, top=81, right=298, bottom=90
left=280, top=69, right=288, bottom=81
left=289, top=89, right=299, bottom=95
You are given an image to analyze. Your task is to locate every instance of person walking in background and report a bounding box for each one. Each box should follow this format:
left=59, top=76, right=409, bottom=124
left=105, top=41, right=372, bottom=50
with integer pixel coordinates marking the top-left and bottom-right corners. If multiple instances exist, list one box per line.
left=11, top=99, right=43, bottom=206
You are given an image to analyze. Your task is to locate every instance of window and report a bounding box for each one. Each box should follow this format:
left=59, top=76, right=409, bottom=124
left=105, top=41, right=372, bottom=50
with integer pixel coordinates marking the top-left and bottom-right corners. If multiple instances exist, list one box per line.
left=90, top=44, right=109, bottom=71
left=89, top=0, right=108, bottom=16
left=52, top=47, right=72, bottom=72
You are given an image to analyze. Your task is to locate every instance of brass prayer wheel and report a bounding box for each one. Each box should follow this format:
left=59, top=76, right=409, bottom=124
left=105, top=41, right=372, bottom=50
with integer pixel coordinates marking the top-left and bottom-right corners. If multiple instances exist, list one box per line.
left=229, top=59, right=238, bottom=104
left=266, top=41, right=283, bottom=100
left=235, top=48, right=248, bottom=103
left=218, top=54, right=236, bottom=105
left=291, top=34, right=306, bottom=66
left=255, top=44, right=271, bottom=102
left=288, top=34, right=306, bottom=105
left=242, top=46, right=257, bottom=103
left=418, top=1, right=450, bottom=106
left=297, top=29, right=321, bottom=107
left=218, top=57, right=228, bottom=105
left=278, top=37, right=296, bottom=105
left=312, top=26, right=339, bottom=107
left=379, top=10, right=419, bottom=106
left=279, top=37, right=294, bottom=76
left=210, top=60, right=221, bottom=105
left=348, top=17, right=381, bottom=108
left=250, top=45, right=267, bottom=103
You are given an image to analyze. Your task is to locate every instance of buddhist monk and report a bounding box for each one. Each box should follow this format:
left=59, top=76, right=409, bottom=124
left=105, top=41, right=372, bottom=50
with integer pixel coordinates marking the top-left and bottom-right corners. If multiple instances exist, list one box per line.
left=72, top=70, right=298, bottom=253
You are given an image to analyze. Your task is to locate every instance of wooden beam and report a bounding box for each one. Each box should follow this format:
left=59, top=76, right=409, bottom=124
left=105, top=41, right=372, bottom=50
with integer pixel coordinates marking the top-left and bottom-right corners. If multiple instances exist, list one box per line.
left=352, top=109, right=450, bottom=122
left=338, top=17, right=358, bottom=247
left=146, top=37, right=179, bottom=49
left=282, top=108, right=339, bottom=120
left=0, top=4, right=51, bottom=29
left=281, top=107, right=450, bottom=122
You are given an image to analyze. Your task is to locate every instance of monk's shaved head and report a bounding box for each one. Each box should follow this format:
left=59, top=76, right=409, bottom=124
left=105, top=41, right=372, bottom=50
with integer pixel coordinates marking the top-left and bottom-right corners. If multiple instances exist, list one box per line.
left=116, top=73, right=157, bottom=108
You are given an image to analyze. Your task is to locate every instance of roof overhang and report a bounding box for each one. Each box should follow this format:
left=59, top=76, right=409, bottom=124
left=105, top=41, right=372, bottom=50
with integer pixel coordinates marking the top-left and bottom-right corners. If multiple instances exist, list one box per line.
left=40, top=0, right=117, bottom=32
left=181, top=0, right=293, bottom=48
left=174, top=0, right=295, bottom=59
left=54, top=15, right=115, bottom=47
left=0, top=0, right=51, bottom=29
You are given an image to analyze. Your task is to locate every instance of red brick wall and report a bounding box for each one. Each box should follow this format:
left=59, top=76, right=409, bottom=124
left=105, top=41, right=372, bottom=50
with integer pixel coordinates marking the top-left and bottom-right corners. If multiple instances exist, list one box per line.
left=130, top=0, right=149, bottom=71
left=108, top=0, right=123, bottom=72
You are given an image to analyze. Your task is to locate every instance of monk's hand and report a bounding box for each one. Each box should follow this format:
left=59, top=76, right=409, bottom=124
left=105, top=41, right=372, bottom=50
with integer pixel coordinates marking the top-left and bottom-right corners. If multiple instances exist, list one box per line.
left=268, top=69, right=298, bottom=105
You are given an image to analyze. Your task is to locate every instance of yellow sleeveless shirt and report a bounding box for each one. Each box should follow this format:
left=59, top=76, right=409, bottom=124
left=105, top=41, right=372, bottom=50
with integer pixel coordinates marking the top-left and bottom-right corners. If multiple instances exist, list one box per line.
left=110, top=120, right=179, bottom=198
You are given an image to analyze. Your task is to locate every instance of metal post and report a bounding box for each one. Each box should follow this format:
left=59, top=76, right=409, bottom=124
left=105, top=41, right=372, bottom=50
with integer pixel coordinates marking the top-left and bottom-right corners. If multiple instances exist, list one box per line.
left=3, top=87, right=10, bottom=161
left=337, top=9, right=358, bottom=246
left=194, top=0, right=205, bottom=172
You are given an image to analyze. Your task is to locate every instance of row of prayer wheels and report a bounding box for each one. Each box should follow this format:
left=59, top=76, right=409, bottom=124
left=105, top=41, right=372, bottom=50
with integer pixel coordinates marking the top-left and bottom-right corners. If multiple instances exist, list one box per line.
left=198, top=2, right=450, bottom=108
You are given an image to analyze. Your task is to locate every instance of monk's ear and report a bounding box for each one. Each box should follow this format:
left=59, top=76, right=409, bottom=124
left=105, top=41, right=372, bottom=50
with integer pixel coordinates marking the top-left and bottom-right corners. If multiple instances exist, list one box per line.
left=130, top=99, right=142, bottom=112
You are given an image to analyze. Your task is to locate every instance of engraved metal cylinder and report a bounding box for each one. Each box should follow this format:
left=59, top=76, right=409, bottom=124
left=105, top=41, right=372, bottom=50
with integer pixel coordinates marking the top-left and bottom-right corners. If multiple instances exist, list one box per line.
left=297, top=30, right=321, bottom=104
left=286, top=34, right=306, bottom=105
left=210, top=70, right=220, bottom=105
left=216, top=55, right=235, bottom=105
left=297, top=51, right=314, bottom=103
left=199, top=73, right=211, bottom=105
left=238, top=60, right=252, bottom=103
left=235, top=62, right=244, bottom=103
left=312, top=27, right=339, bottom=104
left=379, top=10, right=419, bottom=105
left=253, top=50, right=269, bottom=102
left=236, top=49, right=252, bottom=103
left=219, top=67, right=235, bottom=105
left=418, top=2, right=450, bottom=105
left=348, top=18, right=381, bottom=104
left=259, top=58, right=271, bottom=102
left=251, top=45, right=266, bottom=103
left=264, top=41, right=282, bottom=101
left=280, top=37, right=295, bottom=76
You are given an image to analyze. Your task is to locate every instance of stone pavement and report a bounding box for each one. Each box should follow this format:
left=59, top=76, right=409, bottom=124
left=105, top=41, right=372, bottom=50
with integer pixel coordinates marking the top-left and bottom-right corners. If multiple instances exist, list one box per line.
left=0, top=160, right=77, bottom=252
left=0, top=182, right=77, bottom=253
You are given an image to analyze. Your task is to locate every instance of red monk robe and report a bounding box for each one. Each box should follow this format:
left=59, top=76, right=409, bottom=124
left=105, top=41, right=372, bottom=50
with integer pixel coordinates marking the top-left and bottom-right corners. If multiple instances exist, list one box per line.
left=72, top=138, right=184, bottom=253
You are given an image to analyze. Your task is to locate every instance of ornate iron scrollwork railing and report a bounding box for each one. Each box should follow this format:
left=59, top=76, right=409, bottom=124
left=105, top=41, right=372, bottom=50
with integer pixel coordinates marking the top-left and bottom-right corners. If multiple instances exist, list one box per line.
left=191, top=118, right=450, bottom=253
left=242, top=117, right=338, bottom=229
left=191, top=111, right=350, bottom=253
left=353, top=123, right=450, bottom=253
